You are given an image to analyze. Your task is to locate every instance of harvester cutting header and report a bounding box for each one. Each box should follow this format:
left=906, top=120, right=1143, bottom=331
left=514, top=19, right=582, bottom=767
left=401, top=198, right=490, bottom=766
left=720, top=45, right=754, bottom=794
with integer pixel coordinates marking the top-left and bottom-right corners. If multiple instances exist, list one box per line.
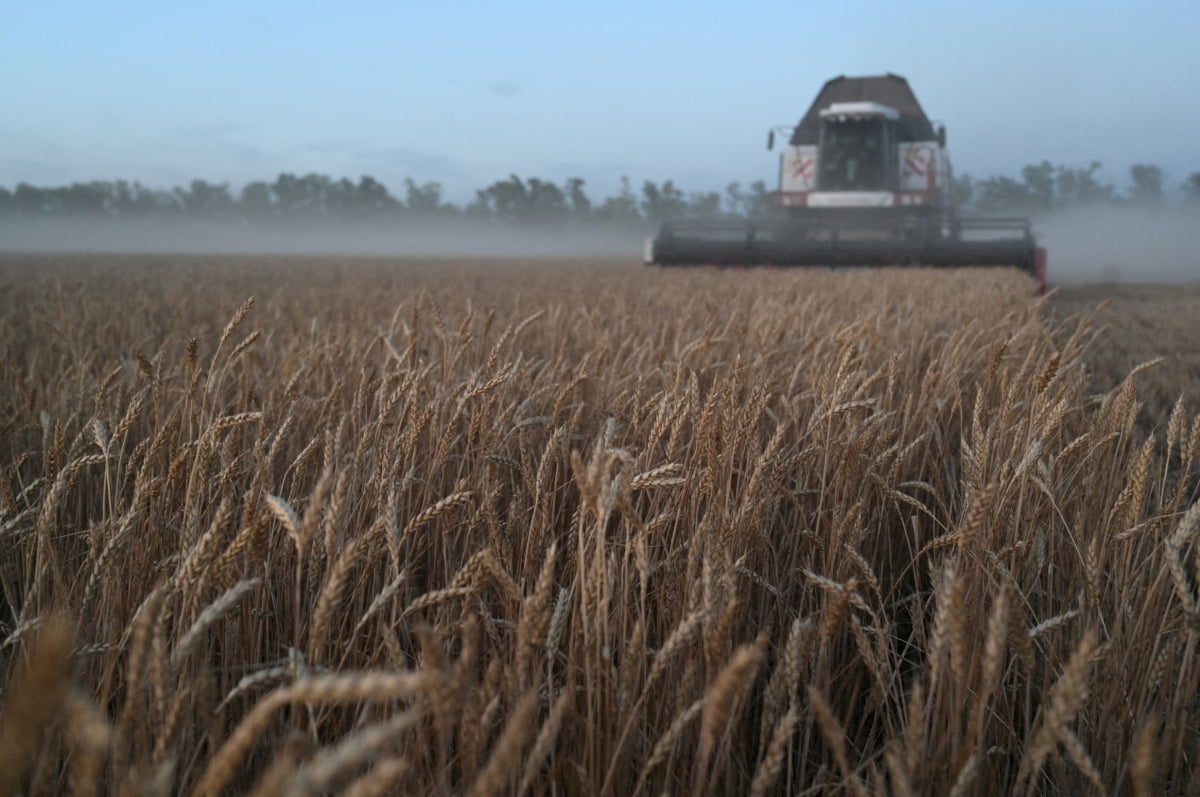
left=647, top=74, right=1045, bottom=288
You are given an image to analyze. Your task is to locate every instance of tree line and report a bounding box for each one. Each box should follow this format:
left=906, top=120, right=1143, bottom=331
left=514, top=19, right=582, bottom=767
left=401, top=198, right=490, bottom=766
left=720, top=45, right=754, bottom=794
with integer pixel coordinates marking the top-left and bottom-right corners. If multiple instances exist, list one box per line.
left=2, top=163, right=1198, bottom=226
left=958, top=162, right=1200, bottom=214
left=0, top=173, right=777, bottom=226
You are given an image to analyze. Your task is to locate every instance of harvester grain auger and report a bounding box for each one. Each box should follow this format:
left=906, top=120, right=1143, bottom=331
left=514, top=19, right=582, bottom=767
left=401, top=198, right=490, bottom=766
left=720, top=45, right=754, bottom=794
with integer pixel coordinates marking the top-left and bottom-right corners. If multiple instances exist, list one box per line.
left=645, top=74, right=1047, bottom=290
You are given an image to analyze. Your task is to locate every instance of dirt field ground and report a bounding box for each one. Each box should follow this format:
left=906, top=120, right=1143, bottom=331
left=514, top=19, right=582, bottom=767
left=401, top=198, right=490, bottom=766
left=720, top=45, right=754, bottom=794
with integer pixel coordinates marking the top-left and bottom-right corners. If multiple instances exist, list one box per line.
left=1047, top=282, right=1200, bottom=430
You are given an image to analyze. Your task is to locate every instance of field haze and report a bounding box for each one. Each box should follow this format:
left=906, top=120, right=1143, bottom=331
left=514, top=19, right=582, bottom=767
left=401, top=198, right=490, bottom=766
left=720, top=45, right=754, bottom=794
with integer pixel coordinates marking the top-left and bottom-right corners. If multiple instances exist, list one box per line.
left=0, top=217, right=647, bottom=258
left=1037, top=206, right=1200, bottom=283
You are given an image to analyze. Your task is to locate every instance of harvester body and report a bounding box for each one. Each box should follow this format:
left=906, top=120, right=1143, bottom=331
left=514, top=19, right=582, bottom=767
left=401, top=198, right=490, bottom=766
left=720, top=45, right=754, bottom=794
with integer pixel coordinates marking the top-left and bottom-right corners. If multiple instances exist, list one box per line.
left=647, top=74, right=1045, bottom=288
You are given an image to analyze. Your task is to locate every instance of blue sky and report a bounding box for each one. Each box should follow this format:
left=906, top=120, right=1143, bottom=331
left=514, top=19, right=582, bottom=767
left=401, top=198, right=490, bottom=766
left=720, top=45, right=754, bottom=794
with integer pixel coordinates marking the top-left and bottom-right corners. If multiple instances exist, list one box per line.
left=3, top=1, right=1198, bottom=202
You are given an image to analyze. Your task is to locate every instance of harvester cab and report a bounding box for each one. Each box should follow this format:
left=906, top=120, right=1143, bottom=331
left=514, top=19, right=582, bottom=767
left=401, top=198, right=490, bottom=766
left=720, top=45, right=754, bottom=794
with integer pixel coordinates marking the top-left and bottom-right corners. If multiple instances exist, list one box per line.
left=646, top=74, right=1046, bottom=291
left=813, top=102, right=898, bottom=193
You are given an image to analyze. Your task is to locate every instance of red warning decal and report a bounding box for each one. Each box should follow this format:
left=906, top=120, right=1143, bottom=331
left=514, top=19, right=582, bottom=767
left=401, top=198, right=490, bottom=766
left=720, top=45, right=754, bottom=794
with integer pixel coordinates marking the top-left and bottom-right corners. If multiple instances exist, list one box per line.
left=903, top=151, right=927, bottom=177
left=791, top=157, right=814, bottom=180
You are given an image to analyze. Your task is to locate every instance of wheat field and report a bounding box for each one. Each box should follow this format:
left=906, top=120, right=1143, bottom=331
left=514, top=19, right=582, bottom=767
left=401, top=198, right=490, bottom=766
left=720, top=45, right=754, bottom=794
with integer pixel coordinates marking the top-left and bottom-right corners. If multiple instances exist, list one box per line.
left=1, top=253, right=1198, bottom=795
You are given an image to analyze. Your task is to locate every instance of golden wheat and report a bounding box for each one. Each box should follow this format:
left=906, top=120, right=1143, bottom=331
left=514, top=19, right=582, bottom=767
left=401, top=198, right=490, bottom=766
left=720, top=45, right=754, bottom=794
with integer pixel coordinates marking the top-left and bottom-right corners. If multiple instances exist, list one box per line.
left=0, top=253, right=1197, bottom=794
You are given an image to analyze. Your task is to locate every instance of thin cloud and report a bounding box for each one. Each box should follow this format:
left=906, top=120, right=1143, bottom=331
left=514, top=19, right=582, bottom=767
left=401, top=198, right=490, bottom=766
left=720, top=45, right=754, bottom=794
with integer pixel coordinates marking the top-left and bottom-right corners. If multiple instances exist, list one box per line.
left=243, top=13, right=278, bottom=34
left=546, top=161, right=634, bottom=179
left=165, top=124, right=270, bottom=167
left=0, top=157, right=73, bottom=184
left=307, top=139, right=354, bottom=155
left=355, top=147, right=460, bottom=178
left=488, top=80, right=520, bottom=97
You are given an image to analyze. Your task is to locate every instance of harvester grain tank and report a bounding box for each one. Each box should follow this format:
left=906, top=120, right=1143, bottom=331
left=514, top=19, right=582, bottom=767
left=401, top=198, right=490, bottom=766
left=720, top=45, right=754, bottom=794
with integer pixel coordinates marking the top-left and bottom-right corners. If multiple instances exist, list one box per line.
left=646, top=74, right=1046, bottom=289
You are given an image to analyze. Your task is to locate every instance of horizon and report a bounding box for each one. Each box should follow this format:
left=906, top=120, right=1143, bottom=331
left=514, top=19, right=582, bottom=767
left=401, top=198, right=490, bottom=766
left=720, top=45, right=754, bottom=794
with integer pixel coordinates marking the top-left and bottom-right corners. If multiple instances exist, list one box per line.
left=1, top=158, right=1195, bottom=203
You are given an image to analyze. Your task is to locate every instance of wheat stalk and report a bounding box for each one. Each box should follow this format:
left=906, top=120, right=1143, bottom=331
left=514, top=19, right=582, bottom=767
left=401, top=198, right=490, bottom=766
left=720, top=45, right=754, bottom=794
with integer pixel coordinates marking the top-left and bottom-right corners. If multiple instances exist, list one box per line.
left=172, top=577, right=261, bottom=666
left=750, top=704, right=800, bottom=797
left=192, top=671, right=442, bottom=797
left=1018, top=629, right=1100, bottom=787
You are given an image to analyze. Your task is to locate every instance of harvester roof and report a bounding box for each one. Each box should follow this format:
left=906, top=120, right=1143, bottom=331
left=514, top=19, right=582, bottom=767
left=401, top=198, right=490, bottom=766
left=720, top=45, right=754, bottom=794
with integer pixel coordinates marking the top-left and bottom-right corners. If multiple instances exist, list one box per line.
left=789, top=74, right=937, bottom=145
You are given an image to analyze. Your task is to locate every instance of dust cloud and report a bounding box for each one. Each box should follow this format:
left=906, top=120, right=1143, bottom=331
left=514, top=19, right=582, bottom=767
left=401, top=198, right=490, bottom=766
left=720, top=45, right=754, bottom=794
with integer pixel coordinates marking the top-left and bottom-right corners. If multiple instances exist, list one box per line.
left=3, top=208, right=1196, bottom=284
left=0, top=217, right=647, bottom=260
left=1035, top=206, right=1200, bottom=284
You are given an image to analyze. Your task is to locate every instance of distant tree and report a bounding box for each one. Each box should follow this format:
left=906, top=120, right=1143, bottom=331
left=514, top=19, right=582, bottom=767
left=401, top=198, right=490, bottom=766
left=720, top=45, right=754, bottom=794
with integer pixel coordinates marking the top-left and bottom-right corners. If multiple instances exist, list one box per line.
left=13, top=183, right=51, bottom=214
left=270, top=172, right=338, bottom=216
left=270, top=173, right=301, bottom=214
left=0, top=185, right=12, bottom=214
left=640, top=180, right=686, bottom=223
left=476, top=175, right=529, bottom=222
left=110, top=180, right=138, bottom=215
left=952, top=173, right=974, bottom=210
left=1055, top=161, right=1113, bottom=206
left=405, top=179, right=446, bottom=213
left=240, top=181, right=273, bottom=217
left=82, top=182, right=115, bottom=213
left=1184, top=172, right=1200, bottom=203
left=525, top=178, right=568, bottom=223
left=323, top=177, right=356, bottom=214
left=974, top=175, right=1030, bottom=214
left=594, top=176, right=642, bottom=225
left=471, top=175, right=564, bottom=223
left=687, top=190, right=721, bottom=218
left=136, top=183, right=183, bottom=214
left=464, top=191, right=492, bottom=220
left=1129, top=164, right=1164, bottom=206
left=725, top=182, right=746, bottom=216
left=564, top=178, right=591, bottom=222
left=961, top=161, right=1121, bottom=214
left=350, top=176, right=397, bottom=214
left=744, top=180, right=775, bottom=217
left=1021, top=161, right=1055, bottom=212
left=178, top=180, right=234, bottom=217
left=304, top=173, right=335, bottom=214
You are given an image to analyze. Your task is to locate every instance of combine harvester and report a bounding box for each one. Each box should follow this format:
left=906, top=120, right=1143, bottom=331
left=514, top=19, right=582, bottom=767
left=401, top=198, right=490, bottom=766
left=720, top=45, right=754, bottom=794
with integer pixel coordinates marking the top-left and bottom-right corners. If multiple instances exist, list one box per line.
left=646, top=74, right=1046, bottom=290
